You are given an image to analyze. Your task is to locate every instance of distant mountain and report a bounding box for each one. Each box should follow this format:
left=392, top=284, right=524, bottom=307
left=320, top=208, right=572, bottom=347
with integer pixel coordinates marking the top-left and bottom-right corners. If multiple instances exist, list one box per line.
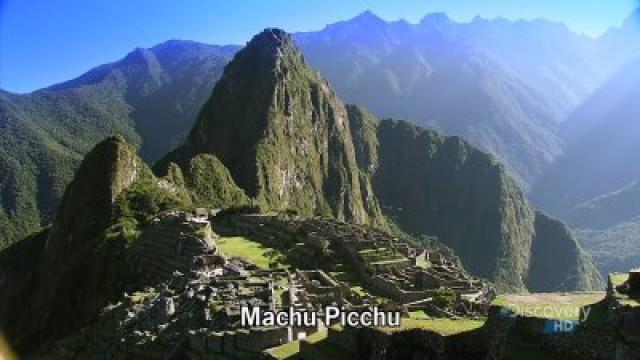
left=531, top=57, right=640, bottom=216
left=595, top=9, right=640, bottom=76
left=530, top=55, right=640, bottom=276
left=295, top=11, right=605, bottom=187
left=160, top=29, right=601, bottom=292
left=565, top=179, right=640, bottom=275
left=0, top=42, right=237, bottom=248
left=576, top=220, right=640, bottom=276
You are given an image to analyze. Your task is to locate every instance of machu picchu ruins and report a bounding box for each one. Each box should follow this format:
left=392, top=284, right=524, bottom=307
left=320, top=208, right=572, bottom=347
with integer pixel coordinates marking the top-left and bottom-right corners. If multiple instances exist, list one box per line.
left=53, top=209, right=494, bottom=359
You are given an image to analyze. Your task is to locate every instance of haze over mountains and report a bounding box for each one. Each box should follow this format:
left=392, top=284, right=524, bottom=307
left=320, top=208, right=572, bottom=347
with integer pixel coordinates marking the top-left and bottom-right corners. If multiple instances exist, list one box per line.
left=296, top=11, right=596, bottom=187
left=531, top=55, right=640, bottom=275
left=528, top=11, right=640, bottom=275
left=1, top=10, right=639, bottom=280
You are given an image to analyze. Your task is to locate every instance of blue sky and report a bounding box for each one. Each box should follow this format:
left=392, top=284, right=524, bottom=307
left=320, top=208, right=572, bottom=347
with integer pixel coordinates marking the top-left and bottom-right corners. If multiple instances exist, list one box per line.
left=0, top=0, right=637, bottom=93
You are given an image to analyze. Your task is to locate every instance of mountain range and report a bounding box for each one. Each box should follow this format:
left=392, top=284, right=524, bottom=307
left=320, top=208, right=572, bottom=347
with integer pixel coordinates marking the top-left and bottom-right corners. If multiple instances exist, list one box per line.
left=2, top=11, right=638, bottom=252
left=0, top=29, right=602, bottom=351
left=0, top=42, right=237, bottom=248
left=2, top=10, right=639, bottom=283
left=296, top=11, right=601, bottom=188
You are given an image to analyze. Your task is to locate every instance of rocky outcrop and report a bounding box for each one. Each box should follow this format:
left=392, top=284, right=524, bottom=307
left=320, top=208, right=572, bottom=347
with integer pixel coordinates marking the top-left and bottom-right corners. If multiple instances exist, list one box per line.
left=371, top=119, right=535, bottom=291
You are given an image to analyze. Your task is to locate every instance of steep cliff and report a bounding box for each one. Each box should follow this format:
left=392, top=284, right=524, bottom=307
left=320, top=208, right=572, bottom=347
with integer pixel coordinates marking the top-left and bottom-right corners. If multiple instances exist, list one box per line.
left=160, top=29, right=385, bottom=226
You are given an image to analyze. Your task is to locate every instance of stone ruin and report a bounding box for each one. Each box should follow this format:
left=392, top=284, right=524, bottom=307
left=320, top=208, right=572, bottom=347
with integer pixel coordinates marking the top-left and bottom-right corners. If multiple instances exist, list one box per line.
left=213, top=213, right=494, bottom=317
left=55, top=210, right=494, bottom=358
left=129, top=211, right=216, bottom=286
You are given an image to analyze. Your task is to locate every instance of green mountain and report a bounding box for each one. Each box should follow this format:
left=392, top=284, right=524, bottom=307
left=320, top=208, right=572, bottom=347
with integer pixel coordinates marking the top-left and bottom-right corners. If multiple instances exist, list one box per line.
left=3, top=11, right=640, bottom=259
left=158, top=29, right=385, bottom=226
left=0, top=135, right=190, bottom=350
left=159, top=29, right=601, bottom=292
left=0, top=42, right=236, bottom=249
left=3, top=11, right=638, bottom=255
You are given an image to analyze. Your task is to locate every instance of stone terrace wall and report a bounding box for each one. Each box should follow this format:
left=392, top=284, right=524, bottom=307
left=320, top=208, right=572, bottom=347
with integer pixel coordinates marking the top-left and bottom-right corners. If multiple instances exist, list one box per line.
left=299, top=325, right=487, bottom=360
left=187, top=327, right=290, bottom=359
left=368, top=275, right=435, bottom=303
left=131, top=214, right=215, bottom=285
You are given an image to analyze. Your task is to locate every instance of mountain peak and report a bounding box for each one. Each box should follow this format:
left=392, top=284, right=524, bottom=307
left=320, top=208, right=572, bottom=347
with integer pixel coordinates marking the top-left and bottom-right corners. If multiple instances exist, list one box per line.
left=245, top=28, right=296, bottom=56
left=352, top=10, right=385, bottom=24
left=419, top=12, right=452, bottom=26
left=417, top=12, right=455, bottom=34
left=163, top=27, right=384, bottom=226
left=232, top=28, right=306, bottom=75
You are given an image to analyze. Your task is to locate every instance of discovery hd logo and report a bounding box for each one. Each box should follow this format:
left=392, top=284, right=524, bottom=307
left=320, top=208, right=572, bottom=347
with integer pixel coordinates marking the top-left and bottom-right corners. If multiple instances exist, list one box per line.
left=499, top=305, right=588, bottom=334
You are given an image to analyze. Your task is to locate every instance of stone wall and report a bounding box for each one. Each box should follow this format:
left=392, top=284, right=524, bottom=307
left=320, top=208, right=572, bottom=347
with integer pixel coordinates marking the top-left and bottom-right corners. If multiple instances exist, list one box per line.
left=131, top=213, right=215, bottom=285
left=187, top=327, right=291, bottom=359
left=368, top=274, right=434, bottom=303
left=299, top=325, right=486, bottom=360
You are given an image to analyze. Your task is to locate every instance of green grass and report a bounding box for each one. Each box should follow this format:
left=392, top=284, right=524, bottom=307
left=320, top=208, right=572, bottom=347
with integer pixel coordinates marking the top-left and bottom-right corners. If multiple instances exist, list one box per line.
left=369, top=258, right=409, bottom=266
left=416, top=258, right=430, bottom=268
left=304, top=330, right=328, bottom=344
left=265, top=340, right=300, bottom=359
left=350, top=285, right=367, bottom=297
left=378, top=318, right=485, bottom=335
left=264, top=330, right=327, bottom=359
left=408, top=310, right=430, bottom=320
left=610, top=272, right=628, bottom=288
left=302, top=333, right=349, bottom=359
left=216, top=236, right=289, bottom=269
